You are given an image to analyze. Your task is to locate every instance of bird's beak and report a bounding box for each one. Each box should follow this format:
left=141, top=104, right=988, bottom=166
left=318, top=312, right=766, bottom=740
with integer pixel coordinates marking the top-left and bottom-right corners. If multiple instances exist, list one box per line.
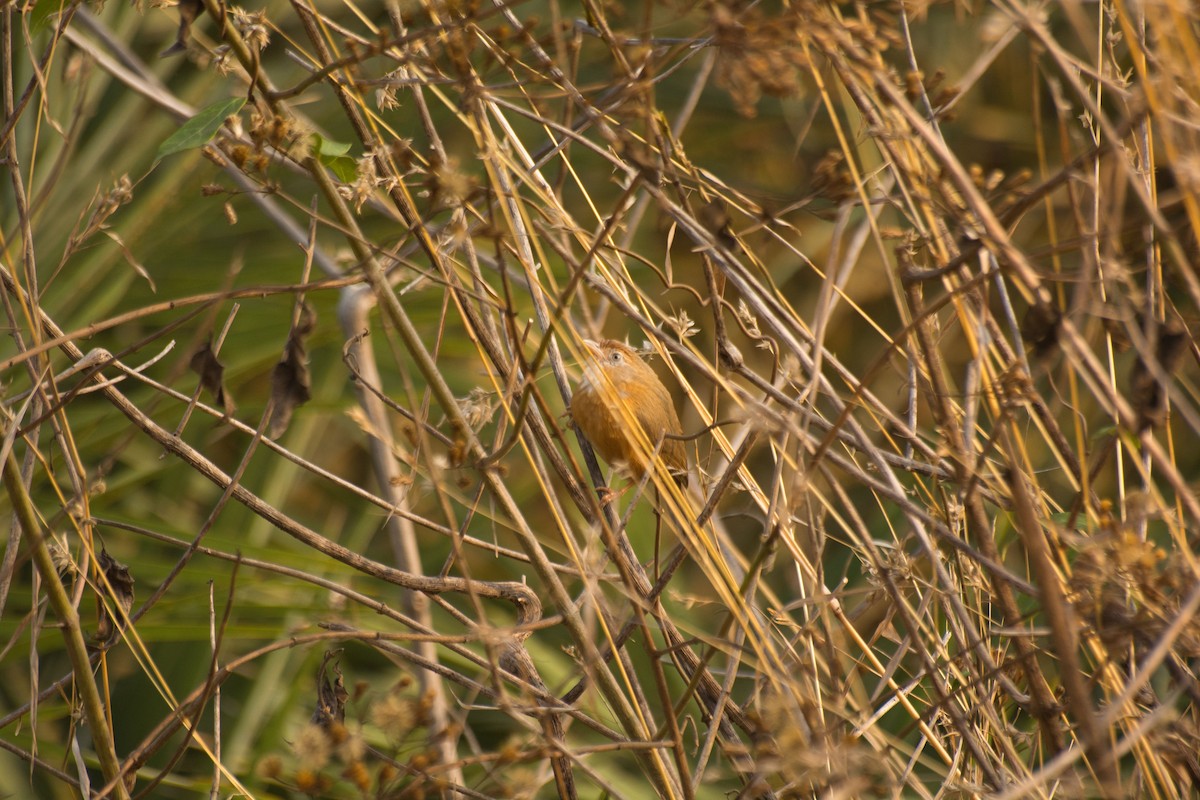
left=582, top=339, right=603, bottom=359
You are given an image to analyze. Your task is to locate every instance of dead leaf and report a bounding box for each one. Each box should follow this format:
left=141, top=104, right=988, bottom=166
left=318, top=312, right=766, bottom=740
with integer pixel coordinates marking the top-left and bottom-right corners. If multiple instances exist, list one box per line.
left=1020, top=302, right=1060, bottom=358
left=190, top=339, right=235, bottom=416
left=312, top=650, right=348, bottom=727
left=92, top=550, right=135, bottom=649
left=699, top=198, right=736, bottom=249
left=267, top=303, right=315, bottom=437
left=161, top=0, right=205, bottom=57
left=1130, top=319, right=1188, bottom=431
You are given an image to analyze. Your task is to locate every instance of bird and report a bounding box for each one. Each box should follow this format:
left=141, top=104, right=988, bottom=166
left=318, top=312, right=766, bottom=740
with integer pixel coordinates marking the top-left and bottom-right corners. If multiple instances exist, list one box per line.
left=570, top=339, right=686, bottom=488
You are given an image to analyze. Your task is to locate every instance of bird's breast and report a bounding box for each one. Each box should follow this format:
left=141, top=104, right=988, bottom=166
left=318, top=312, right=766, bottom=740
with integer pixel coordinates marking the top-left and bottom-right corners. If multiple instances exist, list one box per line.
left=570, top=375, right=683, bottom=478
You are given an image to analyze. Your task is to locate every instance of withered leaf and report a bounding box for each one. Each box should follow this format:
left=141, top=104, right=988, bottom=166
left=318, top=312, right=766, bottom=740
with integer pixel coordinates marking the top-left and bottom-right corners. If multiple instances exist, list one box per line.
left=190, top=339, right=235, bottom=416
left=1020, top=302, right=1061, bottom=358
left=92, top=550, right=135, bottom=650
left=311, top=650, right=348, bottom=727
left=161, top=0, right=205, bottom=58
left=1130, top=319, right=1189, bottom=431
left=267, top=303, right=316, bottom=437
left=699, top=198, right=736, bottom=250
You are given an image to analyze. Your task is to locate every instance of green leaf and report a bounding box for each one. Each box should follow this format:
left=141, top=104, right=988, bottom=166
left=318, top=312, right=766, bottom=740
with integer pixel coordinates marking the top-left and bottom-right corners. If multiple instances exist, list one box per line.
left=314, top=134, right=358, bottom=182
left=1050, top=511, right=1084, bottom=531
left=314, top=135, right=352, bottom=158
left=323, top=156, right=359, bottom=183
left=157, top=97, right=247, bottom=159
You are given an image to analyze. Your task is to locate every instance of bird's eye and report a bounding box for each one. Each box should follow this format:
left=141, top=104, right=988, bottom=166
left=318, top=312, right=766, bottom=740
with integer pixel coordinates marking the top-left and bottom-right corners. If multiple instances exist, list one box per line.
left=609, top=351, right=622, bottom=363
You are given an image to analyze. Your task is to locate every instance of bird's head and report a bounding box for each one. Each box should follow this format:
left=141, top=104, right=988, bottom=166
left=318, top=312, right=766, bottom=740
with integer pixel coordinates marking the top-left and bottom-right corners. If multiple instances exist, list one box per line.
left=579, top=339, right=646, bottom=391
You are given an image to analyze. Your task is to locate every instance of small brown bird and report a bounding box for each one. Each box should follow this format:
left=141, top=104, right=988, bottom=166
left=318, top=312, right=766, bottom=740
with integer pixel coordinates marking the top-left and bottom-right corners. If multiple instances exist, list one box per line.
left=570, top=339, right=685, bottom=485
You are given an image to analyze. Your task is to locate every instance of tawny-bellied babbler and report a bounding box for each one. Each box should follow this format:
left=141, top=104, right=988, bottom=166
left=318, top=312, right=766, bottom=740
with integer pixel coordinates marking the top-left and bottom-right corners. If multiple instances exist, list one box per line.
left=570, top=339, right=685, bottom=487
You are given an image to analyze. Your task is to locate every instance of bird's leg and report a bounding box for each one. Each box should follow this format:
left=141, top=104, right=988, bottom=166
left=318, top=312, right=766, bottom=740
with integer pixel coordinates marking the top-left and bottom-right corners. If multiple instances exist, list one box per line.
left=591, top=470, right=632, bottom=507
left=595, top=484, right=624, bottom=507
left=598, top=465, right=655, bottom=508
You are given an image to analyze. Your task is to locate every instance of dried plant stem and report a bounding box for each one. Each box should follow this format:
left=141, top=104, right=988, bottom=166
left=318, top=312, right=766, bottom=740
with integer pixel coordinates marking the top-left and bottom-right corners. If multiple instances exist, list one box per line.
left=1003, top=423, right=1120, bottom=794
left=2, top=447, right=129, bottom=800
